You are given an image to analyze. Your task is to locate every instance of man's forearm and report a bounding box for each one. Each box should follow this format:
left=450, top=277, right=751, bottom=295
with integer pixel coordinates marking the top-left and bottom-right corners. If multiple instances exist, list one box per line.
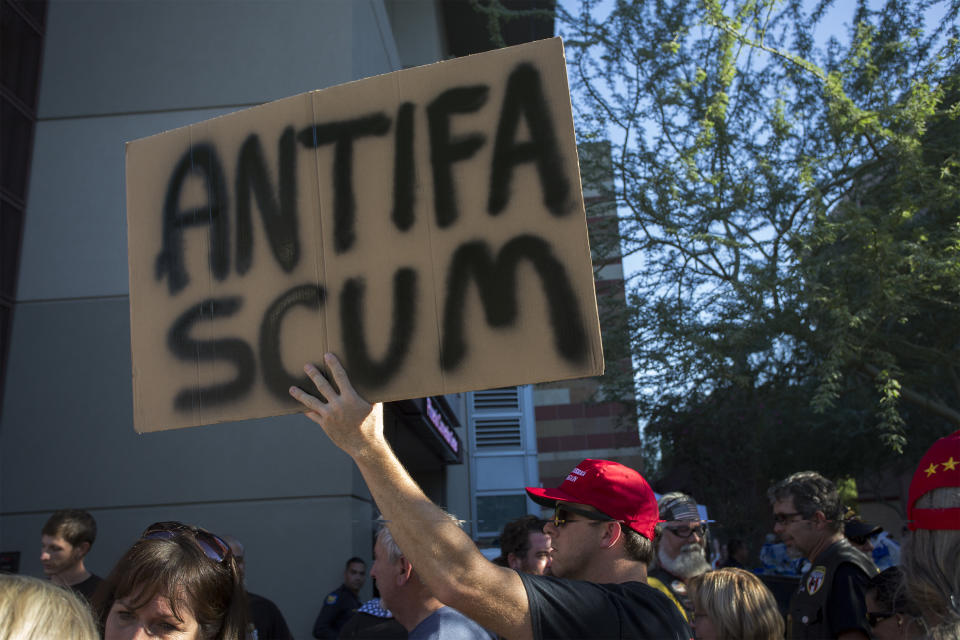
left=355, top=439, right=481, bottom=588
left=352, top=438, right=531, bottom=638
left=289, top=355, right=530, bottom=639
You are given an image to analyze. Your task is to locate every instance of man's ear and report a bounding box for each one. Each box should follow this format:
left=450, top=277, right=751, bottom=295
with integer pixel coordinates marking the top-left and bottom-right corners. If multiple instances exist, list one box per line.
left=507, top=552, right=523, bottom=571
left=76, top=541, right=92, bottom=557
left=812, top=510, right=829, bottom=528
left=599, top=521, right=622, bottom=550
left=397, top=557, right=414, bottom=585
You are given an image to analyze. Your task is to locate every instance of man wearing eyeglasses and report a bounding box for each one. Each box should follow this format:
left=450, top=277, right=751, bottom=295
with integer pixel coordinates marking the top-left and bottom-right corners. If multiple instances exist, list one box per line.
left=290, top=354, right=692, bottom=640
left=647, top=492, right=711, bottom=622
left=768, top=471, right=877, bottom=640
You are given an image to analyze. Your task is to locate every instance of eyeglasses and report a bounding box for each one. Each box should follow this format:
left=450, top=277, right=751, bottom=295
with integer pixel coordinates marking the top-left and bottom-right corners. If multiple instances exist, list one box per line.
left=552, top=503, right=615, bottom=528
left=773, top=512, right=805, bottom=525
left=142, top=521, right=232, bottom=564
left=866, top=611, right=896, bottom=626
left=665, top=524, right=706, bottom=538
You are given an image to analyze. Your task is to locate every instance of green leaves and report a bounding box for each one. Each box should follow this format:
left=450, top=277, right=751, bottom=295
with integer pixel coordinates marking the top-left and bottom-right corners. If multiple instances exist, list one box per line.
left=559, top=0, right=960, bottom=468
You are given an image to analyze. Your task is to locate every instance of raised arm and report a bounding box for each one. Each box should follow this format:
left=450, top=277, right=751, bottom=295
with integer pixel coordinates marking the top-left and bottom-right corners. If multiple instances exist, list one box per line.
left=290, top=354, right=533, bottom=640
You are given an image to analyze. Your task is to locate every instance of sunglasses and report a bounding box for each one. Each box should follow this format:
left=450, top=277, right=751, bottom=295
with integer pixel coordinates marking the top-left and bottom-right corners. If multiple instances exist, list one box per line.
left=552, top=503, right=615, bottom=528
left=848, top=536, right=870, bottom=546
left=665, top=524, right=706, bottom=538
left=142, top=521, right=232, bottom=564
left=866, top=611, right=896, bottom=626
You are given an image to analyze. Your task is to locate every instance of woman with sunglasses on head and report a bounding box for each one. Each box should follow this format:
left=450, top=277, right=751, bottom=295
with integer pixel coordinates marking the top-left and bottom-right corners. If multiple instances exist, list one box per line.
left=864, top=567, right=923, bottom=640
left=93, top=521, right=247, bottom=640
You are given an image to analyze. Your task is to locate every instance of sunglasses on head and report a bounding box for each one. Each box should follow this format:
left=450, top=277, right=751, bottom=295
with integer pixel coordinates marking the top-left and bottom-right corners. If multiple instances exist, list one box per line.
left=665, top=523, right=706, bottom=538
left=866, top=611, right=896, bottom=626
left=142, top=521, right=231, bottom=565
left=552, top=503, right=615, bottom=528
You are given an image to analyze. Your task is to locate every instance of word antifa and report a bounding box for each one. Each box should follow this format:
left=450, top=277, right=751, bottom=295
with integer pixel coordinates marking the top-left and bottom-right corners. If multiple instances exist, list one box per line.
left=153, top=62, right=589, bottom=410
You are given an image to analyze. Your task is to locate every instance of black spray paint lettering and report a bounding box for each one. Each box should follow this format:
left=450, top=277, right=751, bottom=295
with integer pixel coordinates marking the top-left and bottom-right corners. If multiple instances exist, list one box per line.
left=155, top=62, right=568, bottom=295
left=488, top=63, right=569, bottom=217
left=157, top=62, right=584, bottom=410
left=166, top=234, right=589, bottom=407
left=297, top=114, right=391, bottom=253
left=427, top=85, right=489, bottom=228
left=392, top=102, right=416, bottom=231
left=340, top=268, right=417, bottom=389
left=156, top=144, right=229, bottom=296
left=259, top=283, right=325, bottom=399
left=235, top=127, right=300, bottom=275
left=167, top=297, right=256, bottom=410
left=440, top=235, right=588, bottom=371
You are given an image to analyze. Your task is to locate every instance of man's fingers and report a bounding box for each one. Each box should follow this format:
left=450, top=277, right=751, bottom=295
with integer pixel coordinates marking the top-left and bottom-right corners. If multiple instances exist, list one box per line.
left=324, top=353, right=356, bottom=397
left=304, top=362, right=338, bottom=400
left=289, top=385, right=327, bottom=413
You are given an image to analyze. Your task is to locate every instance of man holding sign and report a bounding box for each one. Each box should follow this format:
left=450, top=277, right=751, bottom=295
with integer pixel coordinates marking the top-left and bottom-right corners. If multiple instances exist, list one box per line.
left=289, top=354, right=691, bottom=640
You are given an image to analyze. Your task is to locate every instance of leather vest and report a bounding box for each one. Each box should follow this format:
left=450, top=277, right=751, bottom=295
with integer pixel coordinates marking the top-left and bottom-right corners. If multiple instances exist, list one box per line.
left=787, top=539, right=877, bottom=639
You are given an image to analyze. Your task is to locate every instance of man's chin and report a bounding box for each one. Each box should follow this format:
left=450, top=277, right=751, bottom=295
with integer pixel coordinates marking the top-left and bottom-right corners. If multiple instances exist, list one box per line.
left=659, top=548, right=709, bottom=579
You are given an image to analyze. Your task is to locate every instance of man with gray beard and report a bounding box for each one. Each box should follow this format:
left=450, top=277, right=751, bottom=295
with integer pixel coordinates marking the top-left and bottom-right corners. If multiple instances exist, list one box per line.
left=647, top=492, right=712, bottom=623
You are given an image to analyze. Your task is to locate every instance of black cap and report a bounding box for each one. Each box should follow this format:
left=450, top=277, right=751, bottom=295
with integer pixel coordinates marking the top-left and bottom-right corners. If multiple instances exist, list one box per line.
left=844, top=518, right=882, bottom=539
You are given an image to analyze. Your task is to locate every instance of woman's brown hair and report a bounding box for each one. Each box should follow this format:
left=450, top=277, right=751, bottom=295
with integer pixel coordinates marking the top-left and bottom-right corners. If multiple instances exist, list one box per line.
left=93, top=535, right=247, bottom=640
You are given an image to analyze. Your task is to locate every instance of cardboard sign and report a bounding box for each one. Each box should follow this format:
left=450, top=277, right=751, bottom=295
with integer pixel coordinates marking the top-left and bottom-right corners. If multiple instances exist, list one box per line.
left=126, top=37, right=603, bottom=432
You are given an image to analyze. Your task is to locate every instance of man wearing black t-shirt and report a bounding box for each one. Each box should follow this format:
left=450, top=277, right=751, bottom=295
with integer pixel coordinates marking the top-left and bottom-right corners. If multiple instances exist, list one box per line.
left=40, top=509, right=102, bottom=604
left=289, top=353, right=692, bottom=640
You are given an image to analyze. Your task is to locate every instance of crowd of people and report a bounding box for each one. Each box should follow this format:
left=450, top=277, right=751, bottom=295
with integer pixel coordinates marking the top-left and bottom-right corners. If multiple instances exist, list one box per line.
left=0, top=354, right=956, bottom=639
left=284, top=354, right=959, bottom=640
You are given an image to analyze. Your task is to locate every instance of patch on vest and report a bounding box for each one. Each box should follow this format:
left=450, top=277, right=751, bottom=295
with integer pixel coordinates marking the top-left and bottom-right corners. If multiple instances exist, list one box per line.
left=806, top=566, right=827, bottom=595
left=326, top=593, right=338, bottom=605
left=671, top=579, right=688, bottom=596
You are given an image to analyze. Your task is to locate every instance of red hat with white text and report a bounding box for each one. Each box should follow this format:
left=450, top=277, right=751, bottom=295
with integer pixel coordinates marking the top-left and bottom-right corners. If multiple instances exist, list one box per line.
left=907, top=430, right=960, bottom=530
left=525, top=458, right=660, bottom=539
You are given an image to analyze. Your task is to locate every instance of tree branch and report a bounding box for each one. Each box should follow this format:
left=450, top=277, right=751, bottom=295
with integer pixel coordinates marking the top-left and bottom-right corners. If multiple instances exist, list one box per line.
left=863, top=363, right=960, bottom=425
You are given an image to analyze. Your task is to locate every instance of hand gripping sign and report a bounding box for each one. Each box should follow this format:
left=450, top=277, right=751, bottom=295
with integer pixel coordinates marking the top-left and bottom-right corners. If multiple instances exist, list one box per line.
left=126, top=37, right=603, bottom=432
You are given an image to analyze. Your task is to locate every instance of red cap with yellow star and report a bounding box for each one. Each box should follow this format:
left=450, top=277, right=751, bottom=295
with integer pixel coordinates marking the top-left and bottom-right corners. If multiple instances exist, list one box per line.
left=907, top=430, right=960, bottom=530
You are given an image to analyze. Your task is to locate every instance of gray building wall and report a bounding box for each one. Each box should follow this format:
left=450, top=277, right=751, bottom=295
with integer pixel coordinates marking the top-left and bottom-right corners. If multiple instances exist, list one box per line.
left=0, top=1, right=455, bottom=636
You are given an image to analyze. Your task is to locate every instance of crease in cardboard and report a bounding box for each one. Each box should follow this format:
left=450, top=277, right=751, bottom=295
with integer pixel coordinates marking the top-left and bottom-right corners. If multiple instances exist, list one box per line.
left=190, top=122, right=205, bottom=430
left=307, top=91, right=330, bottom=376
left=407, top=71, right=449, bottom=398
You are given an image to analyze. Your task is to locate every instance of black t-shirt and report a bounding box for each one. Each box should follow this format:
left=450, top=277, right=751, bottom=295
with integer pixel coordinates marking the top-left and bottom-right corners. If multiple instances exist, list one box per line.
left=825, top=563, right=872, bottom=637
left=248, top=591, right=294, bottom=640
left=71, top=573, right=102, bottom=605
left=519, top=573, right=693, bottom=640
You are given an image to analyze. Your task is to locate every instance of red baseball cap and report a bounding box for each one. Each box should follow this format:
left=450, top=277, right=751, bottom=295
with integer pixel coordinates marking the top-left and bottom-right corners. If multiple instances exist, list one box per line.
left=907, top=430, right=960, bottom=531
left=525, top=459, right=660, bottom=539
